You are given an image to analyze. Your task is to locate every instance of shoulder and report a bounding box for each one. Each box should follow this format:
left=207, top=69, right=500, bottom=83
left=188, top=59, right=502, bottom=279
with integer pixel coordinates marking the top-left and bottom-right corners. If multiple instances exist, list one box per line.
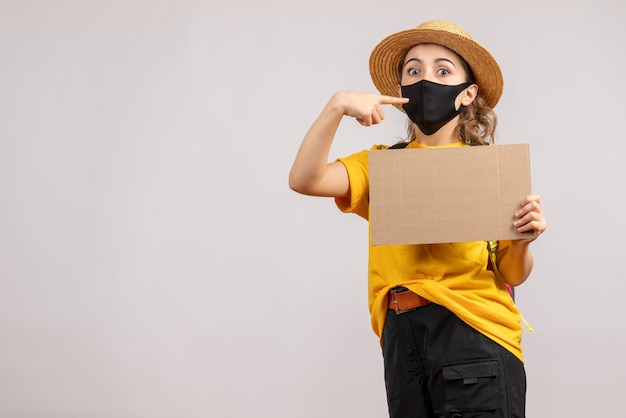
left=338, top=144, right=388, bottom=162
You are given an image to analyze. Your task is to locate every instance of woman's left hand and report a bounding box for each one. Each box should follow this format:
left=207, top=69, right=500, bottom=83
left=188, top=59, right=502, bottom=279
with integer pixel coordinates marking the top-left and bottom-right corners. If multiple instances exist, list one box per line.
left=513, top=194, right=546, bottom=241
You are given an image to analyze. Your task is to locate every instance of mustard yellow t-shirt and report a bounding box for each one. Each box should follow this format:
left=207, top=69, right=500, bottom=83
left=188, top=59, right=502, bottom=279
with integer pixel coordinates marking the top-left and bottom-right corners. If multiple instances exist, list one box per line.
left=335, top=140, right=524, bottom=362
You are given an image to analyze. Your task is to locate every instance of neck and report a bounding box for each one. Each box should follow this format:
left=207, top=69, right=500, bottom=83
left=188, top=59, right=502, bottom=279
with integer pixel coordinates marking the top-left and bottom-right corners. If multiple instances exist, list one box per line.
left=413, top=116, right=461, bottom=146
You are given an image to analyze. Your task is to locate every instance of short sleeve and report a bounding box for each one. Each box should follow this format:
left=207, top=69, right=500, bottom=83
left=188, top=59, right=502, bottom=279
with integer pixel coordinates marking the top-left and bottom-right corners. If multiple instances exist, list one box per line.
left=334, top=145, right=386, bottom=220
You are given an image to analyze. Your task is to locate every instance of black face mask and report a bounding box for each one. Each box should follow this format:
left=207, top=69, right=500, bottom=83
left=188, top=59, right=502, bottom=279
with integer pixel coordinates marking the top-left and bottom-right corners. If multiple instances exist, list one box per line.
left=401, top=80, right=473, bottom=135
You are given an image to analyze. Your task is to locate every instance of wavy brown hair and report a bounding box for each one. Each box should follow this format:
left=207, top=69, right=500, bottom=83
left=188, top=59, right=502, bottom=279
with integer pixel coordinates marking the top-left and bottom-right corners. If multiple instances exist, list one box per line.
left=457, top=93, right=497, bottom=145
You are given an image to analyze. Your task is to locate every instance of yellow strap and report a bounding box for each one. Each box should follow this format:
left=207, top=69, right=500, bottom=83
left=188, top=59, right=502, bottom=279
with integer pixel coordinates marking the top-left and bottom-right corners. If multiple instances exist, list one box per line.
left=520, top=313, right=534, bottom=332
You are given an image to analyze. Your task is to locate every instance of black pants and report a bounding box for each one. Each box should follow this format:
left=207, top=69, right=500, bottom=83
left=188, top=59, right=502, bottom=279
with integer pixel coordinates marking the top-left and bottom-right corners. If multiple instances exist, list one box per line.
left=382, top=303, right=526, bottom=418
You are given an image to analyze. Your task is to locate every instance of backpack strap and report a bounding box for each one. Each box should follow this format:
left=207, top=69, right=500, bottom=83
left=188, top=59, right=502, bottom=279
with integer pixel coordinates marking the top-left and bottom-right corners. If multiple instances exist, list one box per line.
left=487, top=240, right=514, bottom=299
left=487, top=240, right=533, bottom=331
left=387, top=142, right=410, bottom=149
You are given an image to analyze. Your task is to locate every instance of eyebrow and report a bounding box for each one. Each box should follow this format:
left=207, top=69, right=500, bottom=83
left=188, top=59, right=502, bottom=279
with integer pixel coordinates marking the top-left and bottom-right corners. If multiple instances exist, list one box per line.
left=403, top=57, right=457, bottom=68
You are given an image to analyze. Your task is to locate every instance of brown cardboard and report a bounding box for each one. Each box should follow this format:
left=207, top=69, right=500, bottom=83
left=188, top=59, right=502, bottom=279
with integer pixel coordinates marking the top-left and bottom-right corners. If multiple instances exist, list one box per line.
left=369, top=144, right=533, bottom=245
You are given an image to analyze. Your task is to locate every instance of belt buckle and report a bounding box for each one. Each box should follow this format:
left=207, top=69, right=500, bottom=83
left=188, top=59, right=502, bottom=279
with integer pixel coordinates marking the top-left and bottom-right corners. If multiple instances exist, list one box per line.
left=390, top=287, right=414, bottom=315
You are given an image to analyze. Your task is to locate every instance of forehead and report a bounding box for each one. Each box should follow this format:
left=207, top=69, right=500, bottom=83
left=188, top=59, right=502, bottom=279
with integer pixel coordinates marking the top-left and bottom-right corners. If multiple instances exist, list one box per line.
left=403, top=43, right=464, bottom=64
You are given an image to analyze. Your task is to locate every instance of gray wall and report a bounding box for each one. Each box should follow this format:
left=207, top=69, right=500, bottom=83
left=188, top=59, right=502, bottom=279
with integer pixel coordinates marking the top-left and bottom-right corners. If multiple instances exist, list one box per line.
left=1, top=1, right=624, bottom=417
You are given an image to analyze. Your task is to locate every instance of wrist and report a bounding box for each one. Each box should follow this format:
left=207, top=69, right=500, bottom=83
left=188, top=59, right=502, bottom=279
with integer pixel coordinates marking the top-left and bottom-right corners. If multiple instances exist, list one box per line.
left=327, top=92, right=348, bottom=115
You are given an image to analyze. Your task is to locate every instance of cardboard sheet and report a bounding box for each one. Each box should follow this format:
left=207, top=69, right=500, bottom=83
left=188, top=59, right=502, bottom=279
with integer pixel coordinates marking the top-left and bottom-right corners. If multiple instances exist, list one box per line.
left=369, top=144, right=533, bottom=245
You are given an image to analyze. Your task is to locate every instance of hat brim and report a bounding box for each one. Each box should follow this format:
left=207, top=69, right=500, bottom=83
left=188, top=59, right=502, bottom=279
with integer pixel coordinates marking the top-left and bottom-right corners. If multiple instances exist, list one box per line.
left=369, top=27, right=503, bottom=110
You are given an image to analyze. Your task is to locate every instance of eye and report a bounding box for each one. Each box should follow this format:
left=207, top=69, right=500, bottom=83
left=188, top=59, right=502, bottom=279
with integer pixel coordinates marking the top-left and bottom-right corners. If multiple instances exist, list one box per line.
left=407, top=68, right=419, bottom=76
left=437, top=68, right=451, bottom=76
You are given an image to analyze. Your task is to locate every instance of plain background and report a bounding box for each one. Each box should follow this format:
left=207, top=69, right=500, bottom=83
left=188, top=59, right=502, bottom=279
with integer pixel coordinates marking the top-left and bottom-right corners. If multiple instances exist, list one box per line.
left=1, top=1, right=625, bottom=417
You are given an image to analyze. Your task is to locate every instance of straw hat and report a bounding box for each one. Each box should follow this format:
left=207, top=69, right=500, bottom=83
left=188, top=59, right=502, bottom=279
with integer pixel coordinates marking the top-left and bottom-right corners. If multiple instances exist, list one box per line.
left=369, top=20, right=503, bottom=110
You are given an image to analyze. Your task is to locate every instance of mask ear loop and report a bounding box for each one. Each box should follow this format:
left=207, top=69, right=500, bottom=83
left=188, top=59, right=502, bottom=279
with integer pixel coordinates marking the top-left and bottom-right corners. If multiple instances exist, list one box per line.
left=458, top=92, right=470, bottom=145
left=458, top=83, right=479, bottom=145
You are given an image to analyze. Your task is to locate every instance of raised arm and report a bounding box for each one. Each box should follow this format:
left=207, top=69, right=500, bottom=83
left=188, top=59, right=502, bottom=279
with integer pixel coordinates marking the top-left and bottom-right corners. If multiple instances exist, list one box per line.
left=288, top=91, right=408, bottom=198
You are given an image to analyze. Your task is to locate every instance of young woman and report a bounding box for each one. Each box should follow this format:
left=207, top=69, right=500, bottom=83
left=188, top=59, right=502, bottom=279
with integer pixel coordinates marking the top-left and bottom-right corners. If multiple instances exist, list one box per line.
left=289, top=20, right=546, bottom=418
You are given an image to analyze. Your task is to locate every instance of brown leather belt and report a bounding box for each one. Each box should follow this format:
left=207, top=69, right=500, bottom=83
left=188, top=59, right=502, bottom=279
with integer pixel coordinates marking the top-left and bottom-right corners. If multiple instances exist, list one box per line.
left=388, top=287, right=430, bottom=314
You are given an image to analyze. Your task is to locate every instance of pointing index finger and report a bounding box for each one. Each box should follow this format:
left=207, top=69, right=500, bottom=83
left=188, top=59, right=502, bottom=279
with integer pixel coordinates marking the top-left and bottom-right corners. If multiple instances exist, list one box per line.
left=379, top=95, right=409, bottom=105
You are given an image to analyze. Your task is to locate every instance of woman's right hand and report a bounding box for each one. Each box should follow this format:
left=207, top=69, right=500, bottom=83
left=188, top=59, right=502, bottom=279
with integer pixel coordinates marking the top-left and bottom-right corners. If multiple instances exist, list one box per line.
left=329, top=91, right=408, bottom=126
